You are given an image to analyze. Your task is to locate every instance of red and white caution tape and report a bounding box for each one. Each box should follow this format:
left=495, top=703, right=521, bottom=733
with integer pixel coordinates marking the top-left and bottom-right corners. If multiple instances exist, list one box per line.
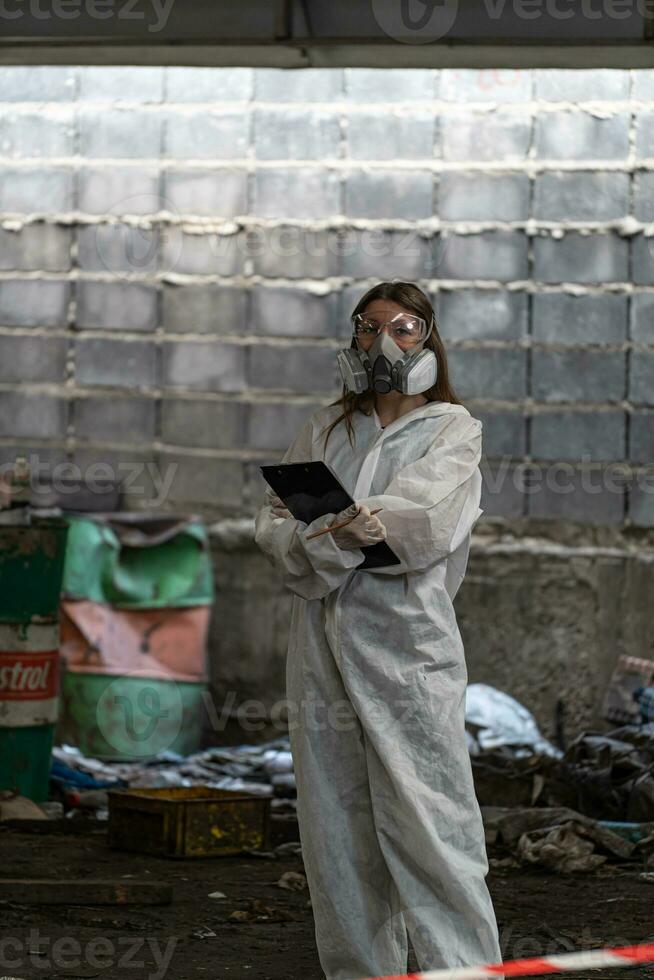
left=363, top=941, right=654, bottom=979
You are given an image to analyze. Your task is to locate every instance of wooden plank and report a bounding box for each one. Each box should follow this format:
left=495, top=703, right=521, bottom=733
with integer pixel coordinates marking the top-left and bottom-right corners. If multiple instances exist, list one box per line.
left=0, top=879, right=172, bottom=906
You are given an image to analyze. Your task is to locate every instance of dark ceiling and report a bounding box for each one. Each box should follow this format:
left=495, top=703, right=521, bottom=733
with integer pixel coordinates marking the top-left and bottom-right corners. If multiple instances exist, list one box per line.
left=0, top=0, right=653, bottom=67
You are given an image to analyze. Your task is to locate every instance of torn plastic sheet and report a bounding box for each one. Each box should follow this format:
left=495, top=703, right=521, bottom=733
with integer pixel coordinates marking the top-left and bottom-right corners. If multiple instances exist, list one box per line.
left=465, top=683, right=562, bottom=758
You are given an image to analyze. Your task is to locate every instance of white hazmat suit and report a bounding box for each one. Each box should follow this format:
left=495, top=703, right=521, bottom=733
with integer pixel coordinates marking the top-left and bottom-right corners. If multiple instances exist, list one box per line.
left=254, top=399, right=501, bottom=980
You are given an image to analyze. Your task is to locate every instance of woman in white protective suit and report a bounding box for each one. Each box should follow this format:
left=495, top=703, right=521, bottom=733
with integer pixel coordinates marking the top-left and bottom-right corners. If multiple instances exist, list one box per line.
left=254, top=281, right=502, bottom=980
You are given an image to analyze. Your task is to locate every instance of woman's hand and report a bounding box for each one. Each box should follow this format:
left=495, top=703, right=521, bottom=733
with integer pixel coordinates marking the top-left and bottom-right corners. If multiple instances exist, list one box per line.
left=331, top=503, right=387, bottom=551
left=270, top=494, right=292, bottom=519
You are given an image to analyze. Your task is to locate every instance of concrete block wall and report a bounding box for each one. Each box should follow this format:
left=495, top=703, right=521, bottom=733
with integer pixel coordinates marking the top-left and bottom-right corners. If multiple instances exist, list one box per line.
left=1, top=65, right=653, bottom=527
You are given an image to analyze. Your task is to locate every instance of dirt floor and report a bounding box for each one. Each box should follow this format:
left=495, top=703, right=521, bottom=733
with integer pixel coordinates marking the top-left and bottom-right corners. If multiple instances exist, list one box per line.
left=1, top=817, right=653, bottom=980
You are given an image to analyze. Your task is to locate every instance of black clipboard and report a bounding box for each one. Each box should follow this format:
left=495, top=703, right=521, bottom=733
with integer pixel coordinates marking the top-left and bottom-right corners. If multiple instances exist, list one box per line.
left=260, top=461, right=400, bottom=570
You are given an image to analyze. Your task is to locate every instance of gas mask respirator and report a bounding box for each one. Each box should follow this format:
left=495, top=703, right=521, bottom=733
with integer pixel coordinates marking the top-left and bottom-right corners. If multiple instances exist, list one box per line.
left=336, top=312, right=438, bottom=396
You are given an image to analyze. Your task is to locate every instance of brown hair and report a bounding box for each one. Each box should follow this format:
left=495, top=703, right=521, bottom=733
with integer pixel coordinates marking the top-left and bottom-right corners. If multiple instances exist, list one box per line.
left=320, top=281, right=461, bottom=451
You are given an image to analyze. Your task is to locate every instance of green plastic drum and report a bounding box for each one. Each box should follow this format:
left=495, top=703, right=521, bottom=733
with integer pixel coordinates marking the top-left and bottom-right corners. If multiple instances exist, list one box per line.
left=57, top=672, right=206, bottom=761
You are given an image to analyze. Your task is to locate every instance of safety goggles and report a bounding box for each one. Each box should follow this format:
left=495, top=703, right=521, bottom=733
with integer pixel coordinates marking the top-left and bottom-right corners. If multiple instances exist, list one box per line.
left=351, top=312, right=433, bottom=344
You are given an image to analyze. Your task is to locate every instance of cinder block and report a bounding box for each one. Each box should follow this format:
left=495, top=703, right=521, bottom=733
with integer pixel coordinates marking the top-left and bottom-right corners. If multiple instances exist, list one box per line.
left=0, top=392, right=67, bottom=439
left=535, top=69, right=629, bottom=101
left=74, top=397, right=156, bottom=443
left=347, top=110, right=435, bottom=160
left=439, top=231, right=529, bottom=282
left=163, top=284, right=247, bottom=334
left=635, top=111, right=654, bottom=159
left=533, top=171, right=629, bottom=221
left=76, top=281, right=158, bottom=332
left=472, top=409, right=526, bottom=458
left=440, top=69, right=531, bottom=103
left=0, top=280, right=70, bottom=327
left=629, top=351, right=654, bottom=405
left=345, top=169, right=433, bottom=220
left=532, top=350, right=625, bottom=403
left=79, top=108, right=163, bottom=159
left=531, top=410, right=625, bottom=462
left=253, top=168, right=340, bottom=219
left=166, top=110, right=249, bottom=160
left=527, top=467, right=625, bottom=524
left=0, top=66, right=75, bottom=102
left=533, top=232, right=628, bottom=284
left=630, top=410, right=654, bottom=464
left=632, top=70, right=654, bottom=101
left=0, top=167, right=74, bottom=212
left=77, top=224, right=159, bottom=275
left=167, top=67, right=254, bottom=102
left=163, top=169, right=247, bottom=217
left=345, top=68, right=435, bottom=102
left=629, top=481, right=654, bottom=528
left=78, top=67, right=164, bottom=102
left=161, top=399, right=244, bottom=449
left=446, top=348, right=527, bottom=400
left=162, top=341, right=245, bottom=392
left=249, top=226, right=339, bottom=279
left=75, top=338, right=156, bottom=388
left=0, top=224, right=72, bottom=272
left=338, top=229, right=434, bottom=280
left=245, top=401, right=325, bottom=451
left=162, top=230, right=244, bottom=276
left=255, top=68, right=342, bottom=101
left=441, top=110, right=531, bottom=162
left=479, top=461, right=526, bottom=518
left=71, top=448, right=158, bottom=507
left=533, top=292, right=628, bottom=345
left=535, top=111, right=630, bottom=161
left=0, top=110, right=74, bottom=158
left=439, top=172, right=530, bottom=221
left=0, top=335, right=67, bottom=383
left=632, top=235, right=654, bottom=286
left=250, top=286, right=337, bottom=338
left=438, top=288, right=527, bottom=341
left=159, top=453, right=244, bottom=509
left=630, top=292, right=654, bottom=342
left=249, top=344, right=339, bottom=393
left=78, top=166, right=160, bottom=216
left=633, top=172, right=654, bottom=222
left=254, top=108, right=340, bottom=160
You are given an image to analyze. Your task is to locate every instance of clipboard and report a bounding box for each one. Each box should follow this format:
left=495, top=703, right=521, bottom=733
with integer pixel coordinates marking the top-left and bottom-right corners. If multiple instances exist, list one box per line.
left=260, top=461, right=400, bottom=570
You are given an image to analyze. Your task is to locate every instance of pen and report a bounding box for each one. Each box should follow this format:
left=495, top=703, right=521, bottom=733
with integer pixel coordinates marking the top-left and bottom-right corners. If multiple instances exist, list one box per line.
left=305, top=508, right=384, bottom=541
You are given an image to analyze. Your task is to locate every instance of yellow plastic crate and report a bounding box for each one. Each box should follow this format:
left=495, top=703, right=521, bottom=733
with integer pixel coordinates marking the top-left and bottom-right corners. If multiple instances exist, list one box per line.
left=108, top=786, right=271, bottom=858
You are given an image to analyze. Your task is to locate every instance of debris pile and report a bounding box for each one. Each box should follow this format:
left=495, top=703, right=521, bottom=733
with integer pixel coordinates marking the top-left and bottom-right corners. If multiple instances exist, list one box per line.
left=40, top=681, right=654, bottom=876
left=50, top=738, right=296, bottom=817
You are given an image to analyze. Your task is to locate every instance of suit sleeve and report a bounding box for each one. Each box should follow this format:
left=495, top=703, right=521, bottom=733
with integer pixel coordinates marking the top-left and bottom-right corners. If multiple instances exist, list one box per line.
left=356, top=413, right=484, bottom=576
left=253, top=417, right=365, bottom=600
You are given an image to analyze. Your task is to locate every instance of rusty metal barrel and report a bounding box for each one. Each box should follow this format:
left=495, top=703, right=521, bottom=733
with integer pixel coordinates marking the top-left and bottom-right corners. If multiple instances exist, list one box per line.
left=0, top=516, right=69, bottom=801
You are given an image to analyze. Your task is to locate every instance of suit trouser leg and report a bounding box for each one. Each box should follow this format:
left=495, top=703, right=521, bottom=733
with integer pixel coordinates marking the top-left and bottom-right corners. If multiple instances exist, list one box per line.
left=286, top=602, right=408, bottom=980
left=342, top=657, right=502, bottom=973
